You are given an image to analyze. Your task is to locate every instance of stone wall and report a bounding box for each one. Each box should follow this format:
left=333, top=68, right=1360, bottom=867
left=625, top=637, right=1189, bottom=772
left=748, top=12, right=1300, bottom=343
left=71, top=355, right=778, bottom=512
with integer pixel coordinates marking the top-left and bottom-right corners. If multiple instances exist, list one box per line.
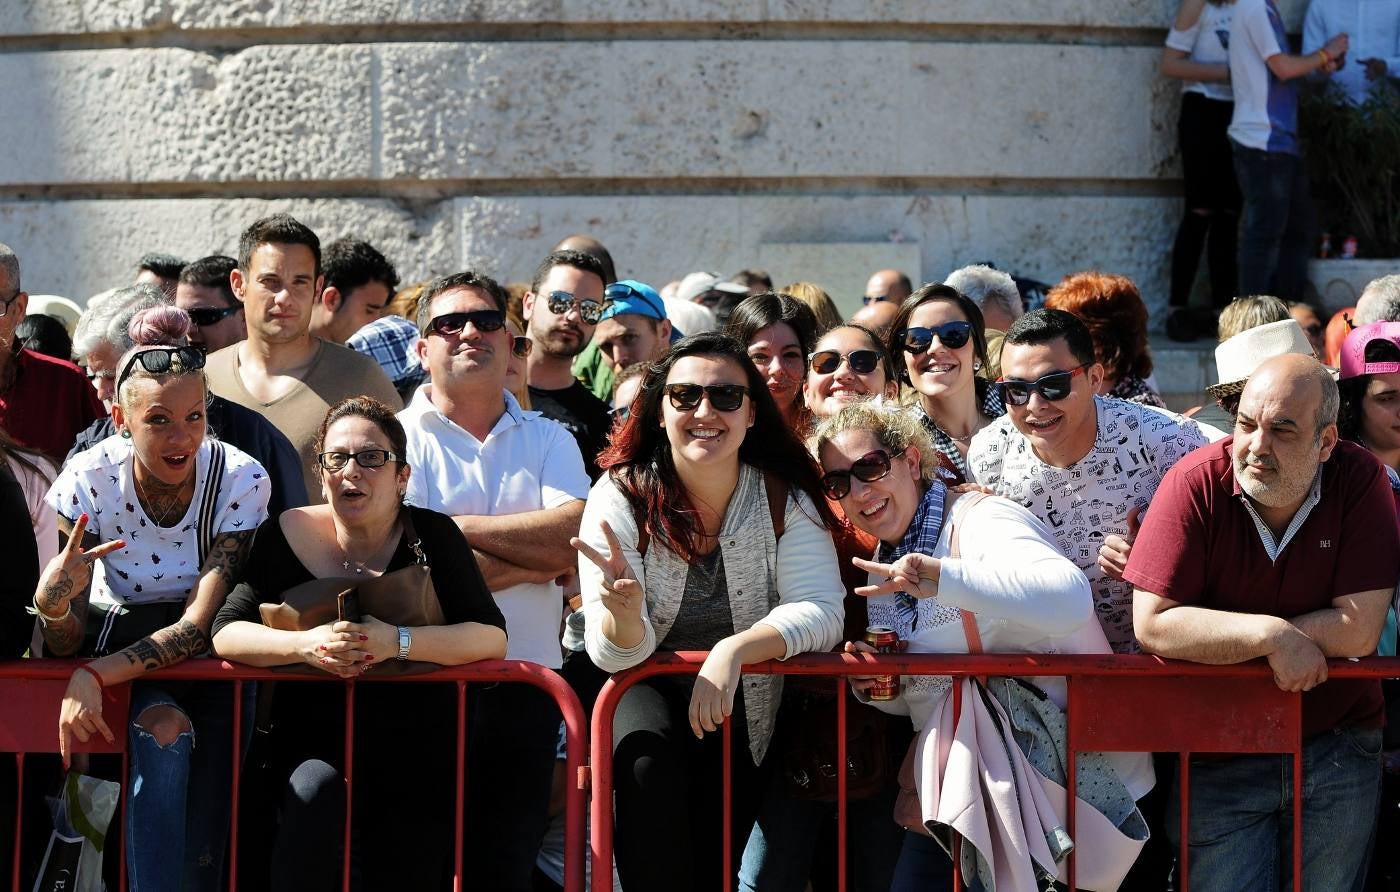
left=0, top=0, right=1309, bottom=316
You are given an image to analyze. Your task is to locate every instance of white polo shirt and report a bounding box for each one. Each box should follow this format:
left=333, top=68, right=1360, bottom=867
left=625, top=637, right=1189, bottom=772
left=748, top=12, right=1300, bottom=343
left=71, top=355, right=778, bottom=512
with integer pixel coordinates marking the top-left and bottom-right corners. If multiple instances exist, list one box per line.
left=400, top=386, right=590, bottom=667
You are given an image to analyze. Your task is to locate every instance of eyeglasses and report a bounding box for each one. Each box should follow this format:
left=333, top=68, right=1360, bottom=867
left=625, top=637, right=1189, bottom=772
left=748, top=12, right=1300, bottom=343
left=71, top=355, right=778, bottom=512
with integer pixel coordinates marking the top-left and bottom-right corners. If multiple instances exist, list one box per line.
left=546, top=291, right=605, bottom=326
left=862, top=294, right=889, bottom=306
left=820, top=448, right=906, bottom=500
left=604, top=283, right=664, bottom=318
left=424, top=310, right=506, bottom=337
left=809, top=349, right=881, bottom=375
left=116, top=346, right=207, bottom=390
left=86, top=367, right=116, bottom=383
left=996, top=365, right=1089, bottom=406
left=185, top=305, right=241, bottom=327
left=511, top=335, right=532, bottom=359
left=897, top=321, right=973, bottom=354
left=317, top=449, right=402, bottom=471
left=663, top=383, right=749, bottom=413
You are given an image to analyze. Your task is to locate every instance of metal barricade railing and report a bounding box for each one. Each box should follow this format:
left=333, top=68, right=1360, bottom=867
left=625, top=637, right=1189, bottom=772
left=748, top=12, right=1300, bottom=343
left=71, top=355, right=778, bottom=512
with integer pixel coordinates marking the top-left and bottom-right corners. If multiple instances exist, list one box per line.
left=588, top=651, right=1400, bottom=892
left=0, top=658, right=588, bottom=892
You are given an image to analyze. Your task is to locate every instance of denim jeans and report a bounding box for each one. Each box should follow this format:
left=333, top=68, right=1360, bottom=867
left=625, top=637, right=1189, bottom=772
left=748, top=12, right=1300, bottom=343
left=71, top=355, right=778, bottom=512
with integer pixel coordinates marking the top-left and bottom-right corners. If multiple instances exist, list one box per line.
left=738, top=783, right=902, bottom=892
left=1232, top=140, right=1313, bottom=302
left=125, top=681, right=240, bottom=892
left=1167, top=726, right=1382, bottom=892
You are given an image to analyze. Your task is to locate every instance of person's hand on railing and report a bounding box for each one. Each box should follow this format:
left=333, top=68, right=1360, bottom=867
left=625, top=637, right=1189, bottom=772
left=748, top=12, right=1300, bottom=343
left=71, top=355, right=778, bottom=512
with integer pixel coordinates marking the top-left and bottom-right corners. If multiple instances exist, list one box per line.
left=58, top=666, right=114, bottom=767
left=1097, top=504, right=1142, bottom=582
left=690, top=639, right=741, bottom=738
left=300, top=622, right=371, bottom=678
left=35, top=512, right=125, bottom=621
left=852, top=553, right=941, bottom=599
left=571, top=520, right=644, bottom=622
left=842, top=639, right=881, bottom=694
left=1267, top=625, right=1329, bottom=693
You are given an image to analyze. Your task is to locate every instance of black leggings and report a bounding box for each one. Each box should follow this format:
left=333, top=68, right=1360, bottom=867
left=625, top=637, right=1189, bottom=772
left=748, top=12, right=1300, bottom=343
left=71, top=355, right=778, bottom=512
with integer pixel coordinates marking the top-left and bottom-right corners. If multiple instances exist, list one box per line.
left=1170, top=91, right=1240, bottom=309
left=612, top=677, right=769, bottom=892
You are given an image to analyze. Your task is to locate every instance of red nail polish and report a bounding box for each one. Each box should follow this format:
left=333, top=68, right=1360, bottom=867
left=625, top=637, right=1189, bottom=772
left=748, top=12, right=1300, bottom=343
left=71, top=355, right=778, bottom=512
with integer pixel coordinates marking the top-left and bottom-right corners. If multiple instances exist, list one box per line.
left=365, top=655, right=375, bottom=661
left=359, top=634, right=368, bottom=641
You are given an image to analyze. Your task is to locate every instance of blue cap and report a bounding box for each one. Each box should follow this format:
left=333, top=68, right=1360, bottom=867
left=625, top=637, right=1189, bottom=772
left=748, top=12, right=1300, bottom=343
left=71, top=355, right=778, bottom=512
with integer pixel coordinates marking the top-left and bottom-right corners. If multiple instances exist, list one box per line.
left=601, top=280, right=684, bottom=341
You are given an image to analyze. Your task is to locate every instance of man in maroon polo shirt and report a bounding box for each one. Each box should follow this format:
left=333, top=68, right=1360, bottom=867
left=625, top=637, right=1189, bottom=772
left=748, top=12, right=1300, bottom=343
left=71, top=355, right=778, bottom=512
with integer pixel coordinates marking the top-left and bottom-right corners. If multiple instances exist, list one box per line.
left=0, top=243, right=104, bottom=461
left=1125, top=353, right=1399, bottom=891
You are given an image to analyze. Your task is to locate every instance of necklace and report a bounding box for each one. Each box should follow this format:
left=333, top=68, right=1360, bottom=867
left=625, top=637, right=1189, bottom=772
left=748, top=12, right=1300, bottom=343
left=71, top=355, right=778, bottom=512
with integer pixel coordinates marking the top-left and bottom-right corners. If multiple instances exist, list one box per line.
left=338, top=521, right=399, bottom=575
left=134, top=464, right=193, bottom=528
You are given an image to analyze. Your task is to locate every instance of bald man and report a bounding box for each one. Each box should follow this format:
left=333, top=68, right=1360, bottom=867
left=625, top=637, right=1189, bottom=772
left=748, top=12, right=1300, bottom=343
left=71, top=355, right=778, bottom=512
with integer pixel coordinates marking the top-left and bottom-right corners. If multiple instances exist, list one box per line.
left=863, top=269, right=912, bottom=306
left=552, top=234, right=617, bottom=285
left=849, top=299, right=901, bottom=340
left=1126, top=353, right=1398, bottom=891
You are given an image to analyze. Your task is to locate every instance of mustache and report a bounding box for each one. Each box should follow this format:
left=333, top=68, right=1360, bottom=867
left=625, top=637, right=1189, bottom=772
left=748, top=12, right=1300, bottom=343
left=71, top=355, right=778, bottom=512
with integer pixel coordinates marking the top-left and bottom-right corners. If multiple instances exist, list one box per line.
left=1240, top=452, right=1278, bottom=470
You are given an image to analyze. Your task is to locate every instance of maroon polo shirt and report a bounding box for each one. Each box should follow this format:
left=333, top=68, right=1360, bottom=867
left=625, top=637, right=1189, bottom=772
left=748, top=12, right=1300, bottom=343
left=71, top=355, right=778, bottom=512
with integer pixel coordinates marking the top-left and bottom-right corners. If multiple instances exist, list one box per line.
left=0, top=348, right=105, bottom=462
left=1124, top=438, right=1400, bottom=737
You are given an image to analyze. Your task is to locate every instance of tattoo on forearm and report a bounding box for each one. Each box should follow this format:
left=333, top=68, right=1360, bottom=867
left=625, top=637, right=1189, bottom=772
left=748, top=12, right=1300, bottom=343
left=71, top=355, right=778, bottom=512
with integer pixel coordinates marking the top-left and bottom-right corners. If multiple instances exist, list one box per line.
left=38, top=569, right=74, bottom=614
left=121, top=619, right=210, bottom=670
left=202, top=530, right=254, bottom=588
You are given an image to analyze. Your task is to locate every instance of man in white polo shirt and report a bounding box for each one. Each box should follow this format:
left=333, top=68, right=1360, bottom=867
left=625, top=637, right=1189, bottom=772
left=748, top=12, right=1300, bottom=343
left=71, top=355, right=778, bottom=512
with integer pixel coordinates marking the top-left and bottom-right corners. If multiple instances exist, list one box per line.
left=399, top=270, right=588, bottom=892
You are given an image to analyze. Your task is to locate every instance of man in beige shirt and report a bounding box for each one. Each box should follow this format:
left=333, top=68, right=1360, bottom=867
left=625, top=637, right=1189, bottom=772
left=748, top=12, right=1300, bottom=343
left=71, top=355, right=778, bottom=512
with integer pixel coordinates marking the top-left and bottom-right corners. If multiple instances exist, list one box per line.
left=205, top=214, right=400, bottom=503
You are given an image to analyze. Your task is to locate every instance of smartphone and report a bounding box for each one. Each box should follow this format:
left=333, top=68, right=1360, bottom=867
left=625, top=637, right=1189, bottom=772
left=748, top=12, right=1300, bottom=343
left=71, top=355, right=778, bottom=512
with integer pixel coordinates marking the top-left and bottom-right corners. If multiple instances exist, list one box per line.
left=337, top=588, right=361, bottom=623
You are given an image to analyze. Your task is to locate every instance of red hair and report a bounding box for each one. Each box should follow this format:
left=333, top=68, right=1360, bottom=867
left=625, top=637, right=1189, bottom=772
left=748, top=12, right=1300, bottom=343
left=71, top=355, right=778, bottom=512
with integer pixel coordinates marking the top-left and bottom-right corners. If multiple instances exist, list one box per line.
left=1044, top=271, right=1152, bottom=381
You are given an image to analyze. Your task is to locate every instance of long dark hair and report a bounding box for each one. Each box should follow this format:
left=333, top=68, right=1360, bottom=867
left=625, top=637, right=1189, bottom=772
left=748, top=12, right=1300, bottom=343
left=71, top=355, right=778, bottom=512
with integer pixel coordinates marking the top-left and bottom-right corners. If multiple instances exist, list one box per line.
left=887, top=283, right=993, bottom=407
left=598, top=331, right=833, bottom=562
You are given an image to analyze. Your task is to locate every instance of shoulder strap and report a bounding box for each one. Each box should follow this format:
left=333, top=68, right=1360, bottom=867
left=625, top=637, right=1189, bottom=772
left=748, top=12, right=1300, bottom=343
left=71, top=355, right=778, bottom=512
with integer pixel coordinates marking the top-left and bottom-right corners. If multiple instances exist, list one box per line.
left=761, top=472, right=788, bottom=539
left=399, top=506, right=427, bottom=564
left=949, top=491, right=989, bottom=655
left=632, top=500, right=650, bottom=558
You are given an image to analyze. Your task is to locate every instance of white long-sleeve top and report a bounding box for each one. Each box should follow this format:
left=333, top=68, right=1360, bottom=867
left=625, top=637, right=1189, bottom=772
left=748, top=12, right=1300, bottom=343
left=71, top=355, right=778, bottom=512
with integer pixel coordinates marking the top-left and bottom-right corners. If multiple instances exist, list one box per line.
left=578, top=463, right=845, bottom=763
left=1304, top=0, right=1400, bottom=104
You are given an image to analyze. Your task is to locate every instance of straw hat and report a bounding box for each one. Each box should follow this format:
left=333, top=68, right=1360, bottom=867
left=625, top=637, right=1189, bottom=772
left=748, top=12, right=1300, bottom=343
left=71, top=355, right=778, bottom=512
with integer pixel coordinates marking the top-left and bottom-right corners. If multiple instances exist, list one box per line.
left=1207, top=319, right=1315, bottom=399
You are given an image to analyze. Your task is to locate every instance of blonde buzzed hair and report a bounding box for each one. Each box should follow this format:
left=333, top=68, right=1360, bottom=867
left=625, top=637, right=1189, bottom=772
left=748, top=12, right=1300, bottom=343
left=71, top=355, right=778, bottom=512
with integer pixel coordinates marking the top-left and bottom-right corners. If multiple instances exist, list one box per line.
left=811, top=403, right=942, bottom=484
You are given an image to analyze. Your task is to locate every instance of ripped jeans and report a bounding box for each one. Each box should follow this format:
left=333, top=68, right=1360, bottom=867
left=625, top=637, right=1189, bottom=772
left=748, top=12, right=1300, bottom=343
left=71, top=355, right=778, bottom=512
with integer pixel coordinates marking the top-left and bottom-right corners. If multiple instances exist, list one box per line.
left=126, top=681, right=243, bottom=892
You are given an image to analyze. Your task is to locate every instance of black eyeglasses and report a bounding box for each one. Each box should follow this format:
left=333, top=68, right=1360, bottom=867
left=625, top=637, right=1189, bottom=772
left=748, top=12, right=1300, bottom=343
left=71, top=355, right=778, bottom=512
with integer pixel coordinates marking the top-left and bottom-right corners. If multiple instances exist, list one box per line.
left=116, top=346, right=207, bottom=390
left=996, top=365, right=1088, bottom=406
left=546, top=291, right=605, bottom=325
left=862, top=294, right=889, bottom=306
left=809, top=349, right=881, bottom=375
left=424, top=310, right=506, bottom=337
left=820, top=448, right=906, bottom=500
left=185, top=305, right=241, bottom=327
left=511, top=335, right=532, bottom=359
left=897, top=321, right=973, bottom=354
left=664, top=383, right=749, bottom=413
left=317, top=449, right=402, bottom=471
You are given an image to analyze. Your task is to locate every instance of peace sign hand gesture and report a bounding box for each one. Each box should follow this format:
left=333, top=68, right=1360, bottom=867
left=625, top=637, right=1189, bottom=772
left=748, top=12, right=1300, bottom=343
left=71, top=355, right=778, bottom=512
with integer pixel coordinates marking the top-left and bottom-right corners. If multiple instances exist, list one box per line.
left=852, top=553, right=942, bottom=600
left=35, top=513, right=126, bottom=619
left=570, top=520, right=645, bottom=621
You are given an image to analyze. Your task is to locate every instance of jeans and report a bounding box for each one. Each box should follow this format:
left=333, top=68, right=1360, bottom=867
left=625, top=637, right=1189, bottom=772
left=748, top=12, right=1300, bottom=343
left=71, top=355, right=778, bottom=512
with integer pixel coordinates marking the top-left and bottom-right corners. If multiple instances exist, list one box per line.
left=1167, top=726, right=1382, bottom=892
left=1232, top=141, right=1313, bottom=302
left=126, top=681, right=239, bottom=892
left=739, top=783, right=902, bottom=892
left=889, top=831, right=955, bottom=892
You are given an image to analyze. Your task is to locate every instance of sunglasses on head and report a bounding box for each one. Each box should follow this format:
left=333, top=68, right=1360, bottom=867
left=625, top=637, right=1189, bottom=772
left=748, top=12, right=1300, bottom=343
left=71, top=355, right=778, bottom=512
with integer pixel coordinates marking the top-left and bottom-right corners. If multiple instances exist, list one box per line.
left=116, top=346, right=207, bottom=389
left=317, top=449, right=402, bottom=472
left=185, top=305, right=241, bottom=327
left=423, top=309, right=506, bottom=337
left=604, top=283, right=664, bottom=317
left=897, top=321, right=973, bottom=354
left=820, top=448, right=906, bottom=500
left=809, top=349, right=881, bottom=375
left=546, top=291, right=605, bottom=326
left=663, top=383, right=749, bottom=413
left=996, top=365, right=1089, bottom=406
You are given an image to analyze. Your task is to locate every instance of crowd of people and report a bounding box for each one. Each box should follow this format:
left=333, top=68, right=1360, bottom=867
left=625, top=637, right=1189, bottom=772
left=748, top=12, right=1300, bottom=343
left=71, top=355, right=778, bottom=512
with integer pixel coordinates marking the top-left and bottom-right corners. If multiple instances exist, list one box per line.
left=1, top=208, right=1398, bottom=892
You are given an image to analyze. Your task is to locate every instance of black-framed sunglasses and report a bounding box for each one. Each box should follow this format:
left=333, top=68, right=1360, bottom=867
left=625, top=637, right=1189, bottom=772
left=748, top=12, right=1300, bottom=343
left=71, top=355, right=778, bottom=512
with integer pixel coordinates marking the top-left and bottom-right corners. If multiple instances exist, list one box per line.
left=185, top=305, right=242, bottom=327
left=546, top=291, right=605, bottom=326
left=511, top=335, right=532, bottom=359
left=897, top=321, right=973, bottom=354
left=423, top=309, right=506, bottom=337
left=996, top=365, right=1088, bottom=406
left=116, top=346, right=207, bottom=390
left=317, top=449, right=402, bottom=472
left=862, top=294, right=889, bottom=306
left=664, top=383, right=749, bottom=413
left=820, top=448, right=907, bottom=500
left=809, top=349, right=881, bottom=375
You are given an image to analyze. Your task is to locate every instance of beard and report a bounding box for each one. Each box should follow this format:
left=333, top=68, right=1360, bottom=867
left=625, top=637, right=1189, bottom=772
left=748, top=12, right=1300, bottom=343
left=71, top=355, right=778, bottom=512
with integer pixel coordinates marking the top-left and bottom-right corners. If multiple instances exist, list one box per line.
left=1234, top=450, right=1318, bottom=509
left=533, top=324, right=587, bottom=359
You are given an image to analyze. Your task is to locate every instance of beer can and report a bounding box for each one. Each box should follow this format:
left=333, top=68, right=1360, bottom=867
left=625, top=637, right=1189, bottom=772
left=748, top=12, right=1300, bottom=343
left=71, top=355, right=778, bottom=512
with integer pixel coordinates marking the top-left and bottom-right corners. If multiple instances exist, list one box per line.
left=864, top=625, right=901, bottom=701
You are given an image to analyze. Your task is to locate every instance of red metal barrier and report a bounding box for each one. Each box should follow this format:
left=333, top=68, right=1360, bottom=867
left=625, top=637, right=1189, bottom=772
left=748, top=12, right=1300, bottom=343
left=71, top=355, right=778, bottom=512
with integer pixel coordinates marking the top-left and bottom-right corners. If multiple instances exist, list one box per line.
left=0, top=658, right=587, bottom=892
left=589, top=651, right=1400, bottom=892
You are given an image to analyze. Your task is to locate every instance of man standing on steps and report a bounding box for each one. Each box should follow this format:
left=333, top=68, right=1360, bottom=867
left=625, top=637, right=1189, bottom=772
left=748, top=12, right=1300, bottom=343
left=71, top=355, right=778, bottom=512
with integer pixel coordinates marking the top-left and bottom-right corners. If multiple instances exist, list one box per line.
left=204, top=214, right=400, bottom=503
left=523, top=249, right=613, bottom=480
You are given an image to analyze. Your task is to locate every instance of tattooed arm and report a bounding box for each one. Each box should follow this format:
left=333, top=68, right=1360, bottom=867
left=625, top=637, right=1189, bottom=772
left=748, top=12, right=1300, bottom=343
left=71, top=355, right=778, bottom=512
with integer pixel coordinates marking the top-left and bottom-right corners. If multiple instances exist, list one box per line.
left=35, top=513, right=123, bottom=657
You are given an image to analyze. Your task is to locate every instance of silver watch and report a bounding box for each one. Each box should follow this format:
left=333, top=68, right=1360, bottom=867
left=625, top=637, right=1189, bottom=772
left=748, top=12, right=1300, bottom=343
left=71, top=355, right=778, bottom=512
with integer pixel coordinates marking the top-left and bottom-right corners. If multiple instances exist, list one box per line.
left=396, top=625, right=412, bottom=661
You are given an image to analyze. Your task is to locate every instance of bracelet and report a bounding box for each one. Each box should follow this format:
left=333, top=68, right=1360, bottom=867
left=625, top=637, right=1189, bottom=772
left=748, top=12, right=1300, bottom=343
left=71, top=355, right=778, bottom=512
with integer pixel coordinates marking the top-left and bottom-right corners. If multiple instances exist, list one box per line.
left=1318, top=48, right=1332, bottom=67
left=77, top=664, right=104, bottom=692
left=32, top=595, right=72, bottom=625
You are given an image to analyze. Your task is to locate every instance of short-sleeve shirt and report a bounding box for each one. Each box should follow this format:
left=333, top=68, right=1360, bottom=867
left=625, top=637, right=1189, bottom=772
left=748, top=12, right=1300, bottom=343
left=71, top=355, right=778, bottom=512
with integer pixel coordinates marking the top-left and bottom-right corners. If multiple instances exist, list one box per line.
left=1229, top=0, right=1298, bottom=154
left=0, top=349, right=105, bottom=462
left=1166, top=0, right=1235, bottom=102
left=968, top=396, right=1213, bottom=653
left=205, top=339, right=402, bottom=505
left=400, top=386, right=590, bottom=667
left=1123, top=439, right=1400, bottom=736
left=47, top=435, right=270, bottom=606
left=527, top=381, right=612, bottom=481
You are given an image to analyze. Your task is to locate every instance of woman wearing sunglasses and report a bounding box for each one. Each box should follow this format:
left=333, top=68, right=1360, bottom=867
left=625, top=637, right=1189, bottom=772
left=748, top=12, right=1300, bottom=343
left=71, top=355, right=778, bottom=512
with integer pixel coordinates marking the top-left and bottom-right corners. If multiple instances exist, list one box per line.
left=211, top=396, right=507, bottom=890
left=813, top=403, right=1154, bottom=891
left=887, top=284, right=1004, bottom=483
left=37, top=305, right=269, bottom=890
left=572, top=331, right=845, bottom=891
left=505, top=309, right=533, bottom=410
left=725, top=292, right=820, bottom=434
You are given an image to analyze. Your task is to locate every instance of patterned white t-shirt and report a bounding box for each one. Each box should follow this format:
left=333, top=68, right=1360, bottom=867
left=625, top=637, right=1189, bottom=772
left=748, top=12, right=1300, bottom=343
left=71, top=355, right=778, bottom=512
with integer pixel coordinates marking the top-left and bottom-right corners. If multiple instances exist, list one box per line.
left=46, top=435, right=270, bottom=607
left=967, top=397, right=1215, bottom=653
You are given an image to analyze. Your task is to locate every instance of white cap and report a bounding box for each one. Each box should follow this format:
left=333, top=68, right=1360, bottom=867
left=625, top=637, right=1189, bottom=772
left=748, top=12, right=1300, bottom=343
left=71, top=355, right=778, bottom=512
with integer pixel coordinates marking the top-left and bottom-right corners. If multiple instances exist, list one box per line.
left=675, top=271, right=748, bottom=304
left=24, top=295, right=83, bottom=336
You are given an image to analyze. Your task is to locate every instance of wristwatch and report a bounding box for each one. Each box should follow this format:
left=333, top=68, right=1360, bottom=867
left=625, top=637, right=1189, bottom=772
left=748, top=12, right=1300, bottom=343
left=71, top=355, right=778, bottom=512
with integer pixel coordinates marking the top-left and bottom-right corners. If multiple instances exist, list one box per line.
left=396, top=625, right=412, bottom=661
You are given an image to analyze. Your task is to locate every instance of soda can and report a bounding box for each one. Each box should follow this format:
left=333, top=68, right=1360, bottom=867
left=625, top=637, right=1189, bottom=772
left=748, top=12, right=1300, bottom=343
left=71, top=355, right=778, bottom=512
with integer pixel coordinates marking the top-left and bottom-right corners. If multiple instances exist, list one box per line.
left=864, top=625, right=901, bottom=701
